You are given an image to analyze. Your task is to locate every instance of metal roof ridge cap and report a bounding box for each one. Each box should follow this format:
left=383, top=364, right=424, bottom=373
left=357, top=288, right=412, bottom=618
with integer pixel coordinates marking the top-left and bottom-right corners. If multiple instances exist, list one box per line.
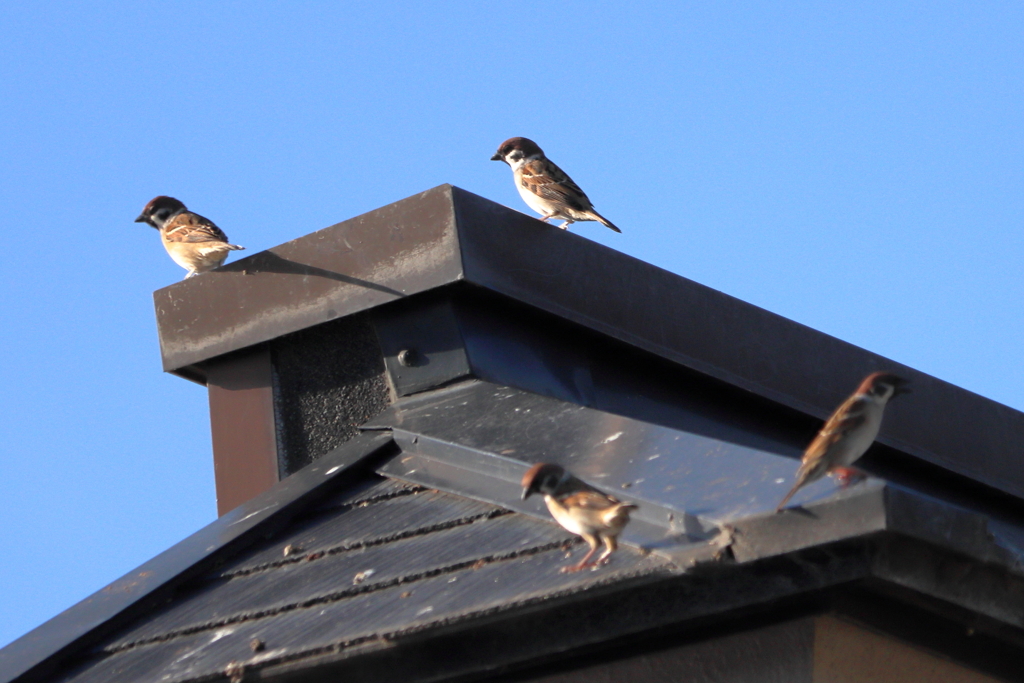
left=152, top=184, right=461, bottom=301
left=0, top=432, right=395, bottom=683
left=156, top=184, right=466, bottom=374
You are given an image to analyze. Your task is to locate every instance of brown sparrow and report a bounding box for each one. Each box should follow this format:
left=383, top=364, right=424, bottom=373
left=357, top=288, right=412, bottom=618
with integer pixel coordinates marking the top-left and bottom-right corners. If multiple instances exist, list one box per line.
left=521, top=463, right=637, bottom=572
left=135, top=196, right=244, bottom=278
left=776, top=372, right=910, bottom=512
left=491, top=137, right=621, bottom=233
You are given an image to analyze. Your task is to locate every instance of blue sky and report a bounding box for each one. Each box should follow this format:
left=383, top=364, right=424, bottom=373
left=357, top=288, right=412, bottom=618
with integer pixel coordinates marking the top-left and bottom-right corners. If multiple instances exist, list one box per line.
left=2, top=1, right=1023, bottom=648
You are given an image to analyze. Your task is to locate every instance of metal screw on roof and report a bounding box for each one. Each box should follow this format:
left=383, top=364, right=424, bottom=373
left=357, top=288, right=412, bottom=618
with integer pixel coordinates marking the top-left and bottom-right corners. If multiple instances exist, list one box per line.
left=397, top=349, right=418, bottom=367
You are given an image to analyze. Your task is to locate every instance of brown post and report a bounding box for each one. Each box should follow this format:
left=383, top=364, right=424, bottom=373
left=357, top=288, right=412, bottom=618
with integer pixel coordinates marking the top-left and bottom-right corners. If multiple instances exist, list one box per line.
left=205, top=346, right=279, bottom=516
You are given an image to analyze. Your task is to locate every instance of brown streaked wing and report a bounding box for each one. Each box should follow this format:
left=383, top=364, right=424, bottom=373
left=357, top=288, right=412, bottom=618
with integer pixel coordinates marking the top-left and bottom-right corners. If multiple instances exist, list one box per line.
left=163, top=212, right=230, bottom=244
left=803, top=395, right=869, bottom=462
left=558, top=490, right=620, bottom=511
left=519, top=158, right=592, bottom=211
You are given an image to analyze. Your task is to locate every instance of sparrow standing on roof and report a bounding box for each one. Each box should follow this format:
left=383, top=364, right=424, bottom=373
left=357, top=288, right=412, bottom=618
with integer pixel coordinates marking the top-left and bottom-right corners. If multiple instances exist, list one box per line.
left=776, top=372, right=910, bottom=512
left=491, top=137, right=621, bottom=233
left=522, top=463, right=637, bottom=572
left=135, top=196, right=244, bottom=279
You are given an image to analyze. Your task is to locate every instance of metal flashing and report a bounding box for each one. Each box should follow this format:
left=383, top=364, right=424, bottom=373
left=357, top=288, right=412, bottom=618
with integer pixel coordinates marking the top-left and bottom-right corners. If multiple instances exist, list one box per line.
left=371, top=294, right=473, bottom=396
left=368, top=381, right=1024, bottom=584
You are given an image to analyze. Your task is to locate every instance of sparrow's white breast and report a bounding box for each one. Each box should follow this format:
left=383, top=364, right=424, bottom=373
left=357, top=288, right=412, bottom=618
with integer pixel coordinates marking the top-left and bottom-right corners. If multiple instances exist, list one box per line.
left=834, top=400, right=885, bottom=466
left=545, top=495, right=589, bottom=536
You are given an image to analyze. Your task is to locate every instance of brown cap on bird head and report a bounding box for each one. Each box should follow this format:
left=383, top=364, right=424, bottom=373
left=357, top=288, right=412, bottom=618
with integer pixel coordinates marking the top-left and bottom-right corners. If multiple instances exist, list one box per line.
left=135, top=196, right=186, bottom=227
left=857, top=372, right=911, bottom=397
left=521, top=463, right=565, bottom=500
left=491, top=137, right=544, bottom=162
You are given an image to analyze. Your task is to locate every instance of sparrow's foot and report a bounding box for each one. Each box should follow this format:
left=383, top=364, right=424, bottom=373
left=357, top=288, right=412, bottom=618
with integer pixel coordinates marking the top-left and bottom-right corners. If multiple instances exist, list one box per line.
left=831, top=467, right=867, bottom=488
left=557, top=221, right=573, bottom=230
left=559, top=563, right=586, bottom=574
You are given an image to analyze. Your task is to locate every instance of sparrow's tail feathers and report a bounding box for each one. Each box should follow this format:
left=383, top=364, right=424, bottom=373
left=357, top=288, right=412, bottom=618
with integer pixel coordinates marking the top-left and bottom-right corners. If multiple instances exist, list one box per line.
left=776, top=455, right=832, bottom=512
left=775, top=467, right=815, bottom=512
left=606, top=502, right=638, bottom=526
left=774, top=481, right=804, bottom=513
left=589, top=210, right=622, bottom=233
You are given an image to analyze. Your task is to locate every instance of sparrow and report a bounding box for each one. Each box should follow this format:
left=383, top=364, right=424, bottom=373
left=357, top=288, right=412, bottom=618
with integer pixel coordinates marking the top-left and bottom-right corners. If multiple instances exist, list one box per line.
left=135, top=196, right=244, bottom=279
left=491, top=137, right=621, bottom=233
left=521, top=463, right=637, bottom=572
left=776, top=372, right=910, bottom=512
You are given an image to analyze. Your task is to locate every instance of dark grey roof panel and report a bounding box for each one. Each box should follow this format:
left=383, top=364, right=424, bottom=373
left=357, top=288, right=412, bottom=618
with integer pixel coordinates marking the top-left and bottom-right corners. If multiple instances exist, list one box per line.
left=311, top=476, right=423, bottom=511
left=103, top=511, right=573, bottom=650
left=214, top=489, right=501, bottom=576
left=59, top=531, right=667, bottom=683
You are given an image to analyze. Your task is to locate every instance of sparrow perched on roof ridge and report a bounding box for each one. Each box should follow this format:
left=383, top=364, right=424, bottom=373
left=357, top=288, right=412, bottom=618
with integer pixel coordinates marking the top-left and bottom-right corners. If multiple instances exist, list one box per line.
left=491, top=137, right=621, bottom=233
left=135, top=196, right=245, bottom=279
left=776, top=372, right=910, bottom=512
left=521, top=463, right=637, bottom=572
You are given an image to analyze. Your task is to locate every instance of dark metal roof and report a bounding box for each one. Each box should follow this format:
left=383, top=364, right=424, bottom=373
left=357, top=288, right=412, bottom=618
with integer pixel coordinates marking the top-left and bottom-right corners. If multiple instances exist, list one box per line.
left=153, top=185, right=1024, bottom=503
left=48, top=475, right=669, bottom=683
left=9, top=380, right=1024, bottom=683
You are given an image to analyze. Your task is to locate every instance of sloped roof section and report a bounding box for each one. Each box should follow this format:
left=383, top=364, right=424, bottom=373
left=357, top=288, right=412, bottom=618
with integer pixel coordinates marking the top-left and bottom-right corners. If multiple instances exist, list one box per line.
left=10, top=379, right=1024, bottom=683
left=51, top=472, right=668, bottom=683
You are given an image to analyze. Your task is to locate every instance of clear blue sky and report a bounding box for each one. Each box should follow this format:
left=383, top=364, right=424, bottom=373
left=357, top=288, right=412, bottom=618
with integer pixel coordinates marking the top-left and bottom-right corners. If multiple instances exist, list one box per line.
left=2, top=2, right=1022, bottom=648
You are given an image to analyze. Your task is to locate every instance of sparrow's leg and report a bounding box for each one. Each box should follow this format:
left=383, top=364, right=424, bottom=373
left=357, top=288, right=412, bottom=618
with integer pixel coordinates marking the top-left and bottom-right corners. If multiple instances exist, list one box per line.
left=557, top=220, right=573, bottom=230
left=561, top=535, right=600, bottom=573
left=538, top=215, right=555, bottom=222
left=185, top=271, right=198, bottom=279
left=595, top=535, right=618, bottom=566
left=831, top=467, right=867, bottom=488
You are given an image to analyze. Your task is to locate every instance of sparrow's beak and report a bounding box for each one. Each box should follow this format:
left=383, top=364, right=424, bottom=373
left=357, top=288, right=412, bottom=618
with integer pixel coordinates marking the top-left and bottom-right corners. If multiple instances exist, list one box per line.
left=490, top=152, right=503, bottom=161
left=521, top=487, right=533, bottom=501
left=134, top=214, right=149, bottom=225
